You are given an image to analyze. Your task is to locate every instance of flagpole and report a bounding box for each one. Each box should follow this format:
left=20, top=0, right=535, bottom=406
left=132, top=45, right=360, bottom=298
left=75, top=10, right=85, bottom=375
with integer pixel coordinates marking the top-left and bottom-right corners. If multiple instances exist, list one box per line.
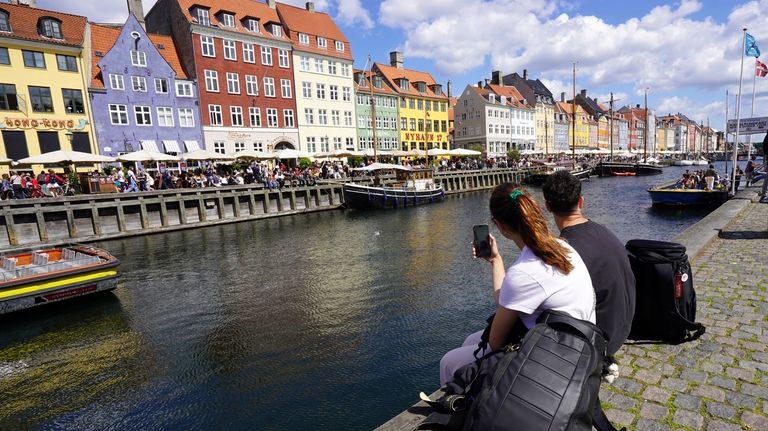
left=748, top=59, right=757, bottom=161
left=725, top=89, right=729, bottom=177
left=732, top=29, right=748, bottom=195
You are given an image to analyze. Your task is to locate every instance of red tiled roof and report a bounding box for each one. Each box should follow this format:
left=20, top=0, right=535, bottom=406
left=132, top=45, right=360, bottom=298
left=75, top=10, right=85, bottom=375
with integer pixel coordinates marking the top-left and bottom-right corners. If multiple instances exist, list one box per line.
left=276, top=2, right=352, bottom=60
left=353, top=70, right=399, bottom=96
left=90, top=23, right=188, bottom=89
left=174, top=0, right=287, bottom=43
left=486, top=84, right=533, bottom=109
left=0, top=2, right=86, bottom=47
left=374, top=63, right=446, bottom=99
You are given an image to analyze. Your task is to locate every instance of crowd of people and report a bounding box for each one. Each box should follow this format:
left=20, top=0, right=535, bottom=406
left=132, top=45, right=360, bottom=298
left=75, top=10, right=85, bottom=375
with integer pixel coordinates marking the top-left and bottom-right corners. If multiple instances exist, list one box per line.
left=1, top=169, right=67, bottom=200
left=673, top=165, right=729, bottom=190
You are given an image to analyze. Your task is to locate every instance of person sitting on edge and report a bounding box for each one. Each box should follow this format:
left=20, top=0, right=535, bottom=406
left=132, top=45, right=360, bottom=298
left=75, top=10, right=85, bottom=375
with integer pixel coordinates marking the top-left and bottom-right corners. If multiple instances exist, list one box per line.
left=542, top=171, right=635, bottom=362
left=703, top=164, right=718, bottom=191
left=439, top=184, right=595, bottom=386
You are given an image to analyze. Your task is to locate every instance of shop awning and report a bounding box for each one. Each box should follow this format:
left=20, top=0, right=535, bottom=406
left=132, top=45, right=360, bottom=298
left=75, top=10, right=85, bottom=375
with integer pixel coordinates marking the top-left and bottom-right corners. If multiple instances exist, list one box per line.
left=184, top=140, right=201, bottom=152
left=163, top=140, right=181, bottom=153
left=141, top=140, right=160, bottom=152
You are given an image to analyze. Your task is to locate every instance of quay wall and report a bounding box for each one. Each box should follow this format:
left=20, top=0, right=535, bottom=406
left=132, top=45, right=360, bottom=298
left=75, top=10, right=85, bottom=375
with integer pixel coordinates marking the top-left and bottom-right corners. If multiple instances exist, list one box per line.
left=0, top=168, right=539, bottom=251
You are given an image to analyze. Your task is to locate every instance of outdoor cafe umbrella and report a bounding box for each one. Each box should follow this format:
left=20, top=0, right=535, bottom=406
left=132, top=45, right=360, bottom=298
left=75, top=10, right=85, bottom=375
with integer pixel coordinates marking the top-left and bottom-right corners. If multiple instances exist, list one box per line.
left=117, top=149, right=181, bottom=162
left=230, top=149, right=277, bottom=160
left=275, top=148, right=311, bottom=159
left=448, top=148, right=482, bottom=156
left=314, top=149, right=363, bottom=158
left=0, top=156, right=13, bottom=164
left=180, top=149, right=235, bottom=161
left=16, top=150, right=116, bottom=164
left=427, top=148, right=451, bottom=156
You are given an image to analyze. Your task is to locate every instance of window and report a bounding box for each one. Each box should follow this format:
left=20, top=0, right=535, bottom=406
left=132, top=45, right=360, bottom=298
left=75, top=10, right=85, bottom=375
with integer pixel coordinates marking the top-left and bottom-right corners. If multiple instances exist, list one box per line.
left=317, top=37, right=327, bottom=49
left=208, top=104, right=222, bottom=125
left=341, top=64, right=350, bottom=77
left=201, top=36, right=215, bottom=57
left=221, top=13, right=234, bottom=27
left=223, top=39, right=237, bottom=60
left=0, top=84, right=18, bottom=110
left=328, top=62, right=337, bottom=75
left=62, top=89, right=84, bottom=114
left=298, top=33, right=309, bottom=44
left=304, top=108, right=314, bottom=124
left=243, top=43, right=255, bottom=63
left=197, top=8, right=210, bottom=26
left=331, top=110, right=339, bottom=125
left=344, top=111, right=352, bottom=126
left=271, top=24, right=282, bottom=37
left=0, top=47, right=8, bottom=65
left=176, top=81, right=193, bottom=97
left=226, top=72, right=240, bottom=94
left=39, top=18, right=62, bottom=39
left=280, top=79, right=292, bottom=98
left=300, top=56, right=310, bottom=71
left=0, top=11, right=10, bottom=32
left=316, top=83, right=325, bottom=99
left=263, top=77, right=275, bottom=97
left=157, top=107, right=174, bottom=127
left=109, top=74, right=124, bottom=90
left=154, top=78, right=168, bottom=94
left=249, top=107, right=261, bottom=127
left=314, top=58, right=323, bottom=73
left=261, top=46, right=272, bottom=65
left=335, top=41, right=345, bottom=52
left=178, top=108, right=194, bottom=127
left=342, top=87, right=351, bottom=102
left=22, top=50, right=45, bottom=68
left=204, top=70, right=219, bottom=92
left=213, top=141, right=225, bottom=154
left=318, top=109, right=327, bottom=125
left=234, top=141, right=245, bottom=152
left=267, top=108, right=278, bottom=127
left=410, top=119, right=416, bottom=130
left=334, top=137, right=342, bottom=150
left=278, top=49, right=289, bottom=68
left=245, top=75, right=258, bottom=95
left=230, top=106, right=243, bottom=126
left=134, top=105, right=151, bottom=125
left=320, top=136, right=329, bottom=152
left=130, top=50, right=147, bottom=66
left=329, top=85, right=338, bottom=101
left=302, top=82, right=311, bottom=98
left=109, top=104, right=128, bottom=125
left=306, top=137, right=316, bottom=153
left=56, top=54, right=77, bottom=72
left=409, top=98, right=415, bottom=109
left=284, top=109, right=294, bottom=128
left=28, top=86, right=53, bottom=112
left=246, top=18, right=259, bottom=32
left=132, top=76, right=147, bottom=92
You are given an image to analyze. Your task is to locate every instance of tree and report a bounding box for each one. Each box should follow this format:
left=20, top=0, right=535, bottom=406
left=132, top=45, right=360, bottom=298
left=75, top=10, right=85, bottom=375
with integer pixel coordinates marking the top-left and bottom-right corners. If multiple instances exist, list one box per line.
left=507, top=148, right=521, bottom=162
left=469, top=144, right=484, bottom=159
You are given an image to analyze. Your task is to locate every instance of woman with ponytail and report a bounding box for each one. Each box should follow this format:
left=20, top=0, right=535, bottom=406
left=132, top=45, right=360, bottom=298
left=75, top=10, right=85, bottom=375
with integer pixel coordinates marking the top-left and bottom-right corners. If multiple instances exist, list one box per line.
left=439, top=183, right=595, bottom=385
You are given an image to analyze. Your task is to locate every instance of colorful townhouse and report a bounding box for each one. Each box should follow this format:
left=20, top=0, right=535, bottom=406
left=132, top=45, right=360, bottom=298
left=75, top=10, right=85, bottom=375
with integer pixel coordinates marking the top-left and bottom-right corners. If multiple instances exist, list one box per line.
left=574, top=89, right=608, bottom=149
left=375, top=52, right=450, bottom=152
left=145, top=0, right=299, bottom=155
left=620, top=105, right=656, bottom=154
left=89, top=13, right=202, bottom=158
left=553, top=103, right=570, bottom=152
left=556, top=94, right=589, bottom=149
left=500, top=70, right=555, bottom=153
left=276, top=1, right=356, bottom=154
left=486, top=83, right=536, bottom=152
left=353, top=70, right=399, bottom=152
left=0, top=2, right=96, bottom=171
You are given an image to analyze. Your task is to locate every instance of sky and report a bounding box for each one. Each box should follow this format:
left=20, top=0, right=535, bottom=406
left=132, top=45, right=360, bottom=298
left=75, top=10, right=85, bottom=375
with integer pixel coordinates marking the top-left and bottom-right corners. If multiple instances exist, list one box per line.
left=31, top=0, right=768, bottom=132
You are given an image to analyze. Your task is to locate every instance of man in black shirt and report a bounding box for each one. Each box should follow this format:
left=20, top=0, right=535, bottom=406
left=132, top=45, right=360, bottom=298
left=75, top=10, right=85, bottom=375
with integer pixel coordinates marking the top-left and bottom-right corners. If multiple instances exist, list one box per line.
left=542, top=171, right=636, bottom=357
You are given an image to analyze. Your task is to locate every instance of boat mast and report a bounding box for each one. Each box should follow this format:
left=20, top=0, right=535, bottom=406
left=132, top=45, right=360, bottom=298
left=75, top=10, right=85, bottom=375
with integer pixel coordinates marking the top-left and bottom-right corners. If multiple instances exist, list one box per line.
left=367, top=55, right=379, bottom=163
left=643, top=88, right=648, bottom=162
left=571, top=62, right=576, bottom=159
left=609, top=92, right=614, bottom=159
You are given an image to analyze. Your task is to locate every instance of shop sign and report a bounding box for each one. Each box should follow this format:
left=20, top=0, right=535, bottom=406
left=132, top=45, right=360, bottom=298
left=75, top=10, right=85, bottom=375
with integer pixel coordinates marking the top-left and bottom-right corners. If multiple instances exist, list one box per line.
left=404, top=132, right=444, bottom=141
left=0, top=117, right=89, bottom=130
left=227, top=132, right=251, bottom=140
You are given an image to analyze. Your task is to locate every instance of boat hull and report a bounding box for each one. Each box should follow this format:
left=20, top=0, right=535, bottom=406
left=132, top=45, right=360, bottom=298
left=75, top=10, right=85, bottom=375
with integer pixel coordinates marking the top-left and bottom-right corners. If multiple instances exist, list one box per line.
left=343, top=183, right=445, bottom=209
left=648, top=184, right=730, bottom=208
left=593, top=162, right=663, bottom=177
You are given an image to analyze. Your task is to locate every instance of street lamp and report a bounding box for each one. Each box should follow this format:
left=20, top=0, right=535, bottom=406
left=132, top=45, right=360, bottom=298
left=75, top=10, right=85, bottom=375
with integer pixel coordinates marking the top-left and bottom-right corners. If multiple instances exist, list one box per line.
left=65, top=130, right=74, bottom=146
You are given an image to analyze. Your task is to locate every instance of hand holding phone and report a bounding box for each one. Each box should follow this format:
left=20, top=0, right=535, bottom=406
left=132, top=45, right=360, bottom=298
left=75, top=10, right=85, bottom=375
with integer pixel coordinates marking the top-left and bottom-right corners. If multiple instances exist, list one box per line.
left=473, top=224, right=491, bottom=259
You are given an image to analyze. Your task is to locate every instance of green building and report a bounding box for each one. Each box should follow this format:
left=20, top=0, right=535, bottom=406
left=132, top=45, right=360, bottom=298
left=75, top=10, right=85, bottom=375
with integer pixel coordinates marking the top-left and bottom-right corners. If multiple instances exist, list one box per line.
left=353, top=71, right=400, bottom=152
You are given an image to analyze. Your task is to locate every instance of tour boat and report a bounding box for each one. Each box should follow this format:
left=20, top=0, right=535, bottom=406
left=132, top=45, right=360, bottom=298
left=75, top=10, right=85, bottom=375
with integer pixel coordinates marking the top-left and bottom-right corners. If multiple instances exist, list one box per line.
left=0, top=245, right=120, bottom=314
left=647, top=181, right=730, bottom=208
left=593, top=161, right=663, bottom=176
left=612, top=171, right=636, bottom=176
left=342, top=163, right=445, bottom=210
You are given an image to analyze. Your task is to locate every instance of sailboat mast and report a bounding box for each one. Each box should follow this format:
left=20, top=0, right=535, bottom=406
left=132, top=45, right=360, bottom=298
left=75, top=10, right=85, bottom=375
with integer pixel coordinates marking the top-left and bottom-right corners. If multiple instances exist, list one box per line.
left=571, top=62, right=576, bottom=159
left=643, top=88, right=648, bottom=161
left=368, top=55, right=379, bottom=163
left=609, top=92, right=614, bottom=159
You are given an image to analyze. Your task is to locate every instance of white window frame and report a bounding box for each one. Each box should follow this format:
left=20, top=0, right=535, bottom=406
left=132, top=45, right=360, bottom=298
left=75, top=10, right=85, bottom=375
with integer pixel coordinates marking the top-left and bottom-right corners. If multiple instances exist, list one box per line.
left=271, top=24, right=282, bottom=37
left=243, top=43, right=255, bottom=63
left=300, top=56, right=310, bottom=71
left=329, top=85, right=338, bottom=100
left=221, top=13, right=235, bottom=27
left=317, top=37, right=327, bottom=49
left=335, top=41, right=345, bottom=52
left=342, top=87, right=351, bottom=102
left=249, top=107, right=261, bottom=127
left=246, top=19, right=259, bottom=33
left=302, top=81, right=312, bottom=98
left=130, top=50, right=147, bottom=67
left=245, top=75, right=258, bottom=96
left=298, top=33, right=309, bottom=45
left=178, top=108, right=195, bottom=127
left=280, top=79, right=292, bottom=98
left=134, top=105, right=152, bottom=126
left=328, top=62, right=337, bottom=75
left=283, top=109, right=294, bottom=128
left=266, top=108, right=278, bottom=127
left=344, top=111, right=352, bottom=126
left=223, top=39, right=237, bottom=61
left=226, top=72, right=240, bottom=94
left=109, top=74, right=124, bottom=90
left=131, top=76, right=147, bottom=92
left=316, top=83, right=325, bottom=99
left=263, top=77, right=275, bottom=97
left=314, top=58, right=323, bottom=73
left=213, top=141, right=225, bottom=154
left=176, top=81, right=193, bottom=97
left=208, top=104, right=222, bottom=126
left=304, top=108, right=314, bottom=125
left=331, top=110, right=340, bottom=125
left=261, top=46, right=272, bottom=66
left=157, top=106, right=174, bottom=127
left=109, top=104, right=128, bottom=125
left=201, top=35, right=215, bottom=57
left=306, top=137, right=316, bottom=153
left=197, top=8, right=210, bottom=26
left=318, top=109, right=327, bottom=125
left=154, top=78, right=168, bottom=94
left=278, top=49, right=290, bottom=68
left=230, top=106, right=243, bottom=127
left=204, top=70, right=219, bottom=92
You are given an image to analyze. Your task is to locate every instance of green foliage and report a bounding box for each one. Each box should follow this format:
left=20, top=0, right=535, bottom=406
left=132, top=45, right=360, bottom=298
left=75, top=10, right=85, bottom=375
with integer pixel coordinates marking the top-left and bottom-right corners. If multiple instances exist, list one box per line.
left=507, top=148, right=521, bottom=162
left=299, top=157, right=312, bottom=169
left=469, top=145, right=484, bottom=158
left=349, top=156, right=363, bottom=167
left=102, top=165, right=115, bottom=175
left=67, top=171, right=79, bottom=185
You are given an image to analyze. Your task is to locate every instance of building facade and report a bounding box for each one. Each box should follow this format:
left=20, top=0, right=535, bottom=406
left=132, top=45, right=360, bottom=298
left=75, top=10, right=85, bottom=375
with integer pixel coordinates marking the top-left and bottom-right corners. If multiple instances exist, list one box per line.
left=277, top=1, right=356, bottom=154
left=146, top=0, right=299, bottom=155
left=553, top=103, right=570, bottom=152
left=90, top=15, right=202, bottom=158
left=353, top=70, right=399, bottom=151
left=0, top=2, right=95, bottom=172
left=500, top=70, right=555, bottom=153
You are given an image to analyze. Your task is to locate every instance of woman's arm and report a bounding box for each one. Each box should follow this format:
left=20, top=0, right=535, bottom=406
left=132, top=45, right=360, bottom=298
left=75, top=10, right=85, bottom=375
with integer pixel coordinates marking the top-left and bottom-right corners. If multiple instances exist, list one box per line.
left=488, top=305, right=520, bottom=351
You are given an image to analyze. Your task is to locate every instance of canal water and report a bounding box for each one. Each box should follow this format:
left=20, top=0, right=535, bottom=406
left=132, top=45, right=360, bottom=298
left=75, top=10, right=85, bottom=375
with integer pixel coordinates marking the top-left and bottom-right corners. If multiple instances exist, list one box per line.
left=0, top=163, right=732, bottom=430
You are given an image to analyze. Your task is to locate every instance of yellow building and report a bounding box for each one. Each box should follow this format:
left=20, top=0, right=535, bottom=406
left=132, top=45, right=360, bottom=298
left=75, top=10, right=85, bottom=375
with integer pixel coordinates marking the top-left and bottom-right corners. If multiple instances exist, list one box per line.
left=556, top=101, right=590, bottom=149
left=375, top=52, right=450, bottom=152
left=0, top=3, right=96, bottom=173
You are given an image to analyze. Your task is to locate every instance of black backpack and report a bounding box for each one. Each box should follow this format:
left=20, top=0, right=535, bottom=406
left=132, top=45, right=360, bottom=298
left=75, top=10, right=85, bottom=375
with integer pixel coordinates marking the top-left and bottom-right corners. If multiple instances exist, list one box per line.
left=625, top=239, right=705, bottom=343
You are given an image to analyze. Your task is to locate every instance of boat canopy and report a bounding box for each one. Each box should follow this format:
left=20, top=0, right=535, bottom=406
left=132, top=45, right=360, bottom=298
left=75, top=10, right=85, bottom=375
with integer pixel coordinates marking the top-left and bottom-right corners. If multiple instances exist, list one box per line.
left=352, top=163, right=413, bottom=172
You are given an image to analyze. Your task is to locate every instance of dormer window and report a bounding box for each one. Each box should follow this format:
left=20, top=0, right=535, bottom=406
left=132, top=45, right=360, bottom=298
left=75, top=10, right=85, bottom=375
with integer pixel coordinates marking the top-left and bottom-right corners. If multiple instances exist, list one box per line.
left=373, top=75, right=382, bottom=89
left=39, top=18, right=62, bottom=39
left=271, top=24, right=282, bottom=37
left=298, top=33, right=309, bottom=44
left=245, top=18, right=259, bottom=32
left=0, top=10, right=11, bottom=33
left=220, top=13, right=235, bottom=28
left=335, top=41, right=344, bottom=52
left=317, top=37, right=327, bottom=49
left=489, top=94, right=496, bottom=103
left=500, top=95, right=506, bottom=105
left=398, top=79, right=408, bottom=91
left=417, top=82, right=426, bottom=93
left=196, top=8, right=210, bottom=26
left=431, top=84, right=442, bottom=96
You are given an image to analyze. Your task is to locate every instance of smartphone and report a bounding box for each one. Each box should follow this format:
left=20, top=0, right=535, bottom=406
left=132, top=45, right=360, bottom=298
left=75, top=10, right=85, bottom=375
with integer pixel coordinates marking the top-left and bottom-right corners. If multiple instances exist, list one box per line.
left=473, top=224, right=491, bottom=258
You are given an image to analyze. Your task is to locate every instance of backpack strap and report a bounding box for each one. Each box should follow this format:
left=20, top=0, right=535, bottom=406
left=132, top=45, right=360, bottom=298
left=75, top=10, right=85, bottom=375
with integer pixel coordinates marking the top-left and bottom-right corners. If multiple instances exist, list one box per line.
left=592, top=399, right=626, bottom=431
left=537, top=310, right=602, bottom=346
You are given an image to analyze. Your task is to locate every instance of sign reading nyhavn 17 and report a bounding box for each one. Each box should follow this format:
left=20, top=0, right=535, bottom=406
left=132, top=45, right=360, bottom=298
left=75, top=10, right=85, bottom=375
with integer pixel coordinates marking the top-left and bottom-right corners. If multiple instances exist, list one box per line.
left=726, top=117, right=768, bottom=134
left=403, top=132, right=444, bottom=141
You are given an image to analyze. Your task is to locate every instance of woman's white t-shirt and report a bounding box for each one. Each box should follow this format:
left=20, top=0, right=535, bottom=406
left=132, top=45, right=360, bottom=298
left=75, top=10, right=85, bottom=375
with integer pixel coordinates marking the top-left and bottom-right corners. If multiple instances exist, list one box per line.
left=498, top=240, right=595, bottom=328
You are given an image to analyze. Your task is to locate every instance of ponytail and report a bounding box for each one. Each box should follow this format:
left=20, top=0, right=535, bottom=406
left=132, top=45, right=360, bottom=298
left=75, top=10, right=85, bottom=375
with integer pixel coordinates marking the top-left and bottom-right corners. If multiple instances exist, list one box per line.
left=490, top=183, right=574, bottom=274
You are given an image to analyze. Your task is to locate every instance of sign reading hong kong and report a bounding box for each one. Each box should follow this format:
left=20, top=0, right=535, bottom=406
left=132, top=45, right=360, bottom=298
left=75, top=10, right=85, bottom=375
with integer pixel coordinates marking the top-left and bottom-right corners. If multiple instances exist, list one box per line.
left=0, top=117, right=89, bottom=130
left=726, top=117, right=768, bottom=135
left=403, top=132, right=445, bottom=141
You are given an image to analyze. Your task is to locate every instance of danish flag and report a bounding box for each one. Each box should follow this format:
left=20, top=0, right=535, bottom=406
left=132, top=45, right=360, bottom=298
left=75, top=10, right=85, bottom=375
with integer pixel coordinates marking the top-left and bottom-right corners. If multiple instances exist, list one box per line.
left=757, top=59, right=768, bottom=77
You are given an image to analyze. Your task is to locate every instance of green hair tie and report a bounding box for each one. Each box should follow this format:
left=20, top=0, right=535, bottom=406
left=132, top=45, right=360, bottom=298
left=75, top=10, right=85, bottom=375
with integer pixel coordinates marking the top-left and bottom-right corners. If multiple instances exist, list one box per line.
left=509, top=189, right=523, bottom=201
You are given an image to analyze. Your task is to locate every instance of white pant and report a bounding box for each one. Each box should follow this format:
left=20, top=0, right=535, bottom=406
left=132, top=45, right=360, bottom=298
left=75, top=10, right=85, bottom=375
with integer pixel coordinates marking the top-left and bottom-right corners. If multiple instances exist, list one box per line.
left=439, top=330, right=491, bottom=386
left=705, top=176, right=715, bottom=190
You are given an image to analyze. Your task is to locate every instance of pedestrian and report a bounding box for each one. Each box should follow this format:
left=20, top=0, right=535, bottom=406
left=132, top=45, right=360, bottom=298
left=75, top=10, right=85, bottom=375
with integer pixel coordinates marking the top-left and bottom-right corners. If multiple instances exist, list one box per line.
left=703, top=164, right=718, bottom=191
left=761, top=134, right=768, bottom=201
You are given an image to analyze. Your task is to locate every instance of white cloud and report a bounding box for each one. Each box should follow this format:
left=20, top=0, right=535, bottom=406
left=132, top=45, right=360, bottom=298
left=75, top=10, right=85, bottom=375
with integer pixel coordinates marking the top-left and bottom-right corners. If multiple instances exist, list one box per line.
left=336, top=0, right=373, bottom=29
left=279, top=0, right=331, bottom=11
left=37, top=0, right=158, bottom=23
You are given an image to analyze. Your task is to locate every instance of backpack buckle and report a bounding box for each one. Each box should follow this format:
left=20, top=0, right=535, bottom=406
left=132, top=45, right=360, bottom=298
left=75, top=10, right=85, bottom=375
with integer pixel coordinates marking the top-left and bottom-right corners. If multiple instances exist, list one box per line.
left=505, top=343, right=520, bottom=353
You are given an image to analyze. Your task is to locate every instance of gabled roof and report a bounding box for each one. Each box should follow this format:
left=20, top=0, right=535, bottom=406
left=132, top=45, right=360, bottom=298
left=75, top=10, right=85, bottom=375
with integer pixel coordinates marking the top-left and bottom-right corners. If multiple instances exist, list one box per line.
left=353, top=70, right=398, bottom=96
left=374, top=63, right=446, bottom=99
left=276, top=2, right=352, bottom=61
left=90, top=22, right=188, bottom=89
left=174, top=0, right=286, bottom=42
left=527, top=79, right=553, bottom=98
left=575, top=94, right=605, bottom=118
left=485, top=84, right=533, bottom=109
left=0, top=2, right=86, bottom=48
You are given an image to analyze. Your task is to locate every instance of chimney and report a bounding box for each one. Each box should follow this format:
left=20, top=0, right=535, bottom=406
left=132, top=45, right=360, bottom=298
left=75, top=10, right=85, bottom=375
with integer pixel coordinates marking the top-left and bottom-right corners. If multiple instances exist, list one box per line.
left=491, top=70, right=502, bottom=86
left=580, top=89, right=586, bottom=97
left=594, top=97, right=598, bottom=104
left=484, top=78, right=490, bottom=86
left=477, top=81, right=482, bottom=88
left=306, top=2, right=315, bottom=12
left=389, top=51, right=403, bottom=69
left=523, top=69, right=528, bottom=80
left=126, top=0, right=146, bottom=30
left=267, top=0, right=276, bottom=8
left=447, top=80, right=452, bottom=98
left=561, top=92, right=565, bottom=102
left=637, top=104, right=640, bottom=108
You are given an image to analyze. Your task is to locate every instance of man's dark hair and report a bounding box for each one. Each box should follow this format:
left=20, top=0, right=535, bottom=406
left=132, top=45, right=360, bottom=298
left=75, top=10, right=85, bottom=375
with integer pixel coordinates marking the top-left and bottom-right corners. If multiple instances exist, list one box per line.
left=542, top=170, right=581, bottom=215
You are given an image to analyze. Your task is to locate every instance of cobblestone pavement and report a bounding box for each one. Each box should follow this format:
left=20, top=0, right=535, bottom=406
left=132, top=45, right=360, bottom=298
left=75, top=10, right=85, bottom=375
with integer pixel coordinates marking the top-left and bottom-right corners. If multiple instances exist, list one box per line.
left=601, top=201, right=768, bottom=430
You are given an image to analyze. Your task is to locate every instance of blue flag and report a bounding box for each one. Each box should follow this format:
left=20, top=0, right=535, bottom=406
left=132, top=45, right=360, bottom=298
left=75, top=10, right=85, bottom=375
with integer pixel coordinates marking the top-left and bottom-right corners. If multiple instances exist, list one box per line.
left=746, top=32, right=760, bottom=58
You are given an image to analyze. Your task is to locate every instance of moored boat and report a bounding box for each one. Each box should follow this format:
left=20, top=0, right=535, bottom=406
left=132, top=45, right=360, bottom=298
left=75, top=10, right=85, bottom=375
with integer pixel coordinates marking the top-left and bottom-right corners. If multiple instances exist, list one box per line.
left=648, top=181, right=730, bottom=208
left=612, top=171, right=636, bottom=176
left=593, top=161, right=663, bottom=177
left=0, top=245, right=120, bottom=314
left=343, top=163, right=445, bottom=210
